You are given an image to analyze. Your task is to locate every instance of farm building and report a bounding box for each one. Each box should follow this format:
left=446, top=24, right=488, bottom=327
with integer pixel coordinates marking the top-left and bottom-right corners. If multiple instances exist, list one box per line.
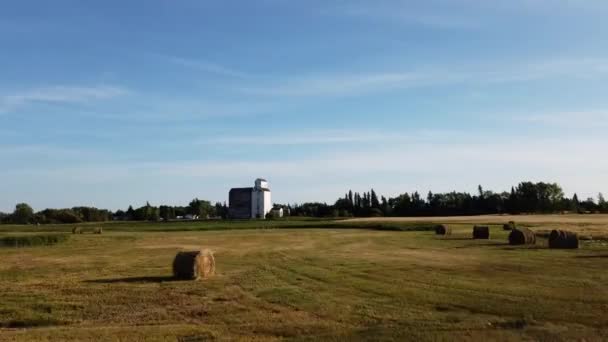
left=229, top=178, right=272, bottom=219
left=271, top=207, right=284, bottom=218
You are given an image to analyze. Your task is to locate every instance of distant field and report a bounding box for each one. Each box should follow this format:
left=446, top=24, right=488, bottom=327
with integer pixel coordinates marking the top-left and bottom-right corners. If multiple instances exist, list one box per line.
left=0, top=217, right=607, bottom=341
left=346, top=214, right=608, bottom=239
left=3, top=214, right=607, bottom=239
left=0, top=218, right=436, bottom=234
left=346, top=214, right=608, bottom=224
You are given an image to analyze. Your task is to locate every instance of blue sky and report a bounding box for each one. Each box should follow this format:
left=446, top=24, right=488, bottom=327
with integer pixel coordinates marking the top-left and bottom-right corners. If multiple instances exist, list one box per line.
left=1, top=0, right=607, bottom=211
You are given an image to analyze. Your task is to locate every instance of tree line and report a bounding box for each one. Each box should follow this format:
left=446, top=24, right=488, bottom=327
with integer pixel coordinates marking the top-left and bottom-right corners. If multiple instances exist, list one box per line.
left=0, top=199, right=229, bottom=225
left=113, top=199, right=229, bottom=222
left=0, top=205, right=112, bottom=225
left=1, top=181, right=607, bottom=224
left=287, top=182, right=608, bottom=217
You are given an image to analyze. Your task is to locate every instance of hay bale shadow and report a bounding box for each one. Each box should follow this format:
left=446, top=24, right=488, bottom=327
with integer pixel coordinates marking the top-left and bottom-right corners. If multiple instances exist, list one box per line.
left=2, top=318, right=67, bottom=328
left=452, top=242, right=509, bottom=249
left=443, top=237, right=477, bottom=241
left=575, top=255, right=608, bottom=259
left=491, top=318, right=530, bottom=330
left=499, top=245, right=546, bottom=251
left=178, top=333, right=216, bottom=342
left=84, top=276, right=179, bottom=284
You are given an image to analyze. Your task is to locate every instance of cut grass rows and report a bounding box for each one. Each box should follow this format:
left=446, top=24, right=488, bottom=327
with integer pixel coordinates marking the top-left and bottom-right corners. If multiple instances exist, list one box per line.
left=1, top=222, right=607, bottom=341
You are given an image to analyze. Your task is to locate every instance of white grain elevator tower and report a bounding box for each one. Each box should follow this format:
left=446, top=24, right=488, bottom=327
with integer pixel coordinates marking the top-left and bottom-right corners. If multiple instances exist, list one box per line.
left=252, top=178, right=271, bottom=219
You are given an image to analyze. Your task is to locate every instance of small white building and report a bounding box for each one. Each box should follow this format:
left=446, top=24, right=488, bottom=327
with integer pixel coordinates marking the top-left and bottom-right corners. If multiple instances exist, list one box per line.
left=271, top=207, right=284, bottom=218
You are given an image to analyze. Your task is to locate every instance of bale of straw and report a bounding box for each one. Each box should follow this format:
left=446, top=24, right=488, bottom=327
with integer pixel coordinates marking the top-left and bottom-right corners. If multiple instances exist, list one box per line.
left=473, top=226, right=490, bottom=239
left=508, top=227, right=536, bottom=245
left=549, top=230, right=579, bottom=249
left=93, top=227, right=103, bottom=234
left=72, top=226, right=82, bottom=234
left=173, top=250, right=215, bottom=280
left=435, top=224, right=451, bottom=235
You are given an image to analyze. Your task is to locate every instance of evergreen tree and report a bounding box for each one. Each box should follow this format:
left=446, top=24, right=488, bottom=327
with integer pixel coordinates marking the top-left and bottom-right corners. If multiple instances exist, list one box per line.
left=599, top=193, right=608, bottom=213
left=370, top=189, right=380, bottom=208
left=508, top=187, right=517, bottom=213
left=571, top=193, right=580, bottom=212
left=126, top=205, right=135, bottom=220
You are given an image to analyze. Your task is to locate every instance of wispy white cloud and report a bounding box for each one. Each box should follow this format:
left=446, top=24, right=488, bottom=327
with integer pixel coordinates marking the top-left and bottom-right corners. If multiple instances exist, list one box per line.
left=329, top=0, right=608, bottom=28
left=468, top=0, right=608, bottom=13
left=507, top=110, right=608, bottom=128
left=200, top=130, right=391, bottom=145
left=2, top=135, right=606, bottom=208
left=239, top=70, right=447, bottom=96
left=238, top=58, right=608, bottom=97
left=0, top=144, right=91, bottom=157
left=196, top=129, right=464, bottom=146
left=0, top=85, right=128, bottom=113
left=166, top=56, right=250, bottom=78
left=334, top=3, right=478, bottom=29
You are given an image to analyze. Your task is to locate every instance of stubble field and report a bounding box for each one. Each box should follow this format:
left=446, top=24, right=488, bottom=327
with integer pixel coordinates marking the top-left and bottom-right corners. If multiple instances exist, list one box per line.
left=1, top=215, right=607, bottom=341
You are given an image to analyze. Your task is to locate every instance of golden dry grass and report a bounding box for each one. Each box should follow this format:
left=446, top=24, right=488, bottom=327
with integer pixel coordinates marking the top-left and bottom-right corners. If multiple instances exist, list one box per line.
left=0, top=219, right=607, bottom=341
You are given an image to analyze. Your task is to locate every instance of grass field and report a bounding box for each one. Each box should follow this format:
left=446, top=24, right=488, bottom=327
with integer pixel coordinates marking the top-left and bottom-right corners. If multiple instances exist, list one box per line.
left=1, top=216, right=607, bottom=341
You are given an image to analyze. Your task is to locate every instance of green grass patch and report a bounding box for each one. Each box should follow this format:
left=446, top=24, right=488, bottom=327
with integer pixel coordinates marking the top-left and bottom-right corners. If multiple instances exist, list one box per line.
left=0, top=219, right=439, bottom=233
left=0, top=234, right=69, bottom=248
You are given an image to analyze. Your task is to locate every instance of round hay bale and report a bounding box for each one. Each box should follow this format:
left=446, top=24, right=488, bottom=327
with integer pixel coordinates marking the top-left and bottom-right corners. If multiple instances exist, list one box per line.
left=473, top=226, right=490, bottom=239
left=435, top=224, right=451, bottom=235
left=578, top=234, right=593, bottom=241
left=503, top=221, right=516, bottom=231
left=72, top=226, right=82, bottom=234
left=93, top=227, right=103, bottom=234
left=549, top=230, right=579, bottom=249
left=508, top=227, right=536, bottom=245
left=172, top=250, right=215, bottom=280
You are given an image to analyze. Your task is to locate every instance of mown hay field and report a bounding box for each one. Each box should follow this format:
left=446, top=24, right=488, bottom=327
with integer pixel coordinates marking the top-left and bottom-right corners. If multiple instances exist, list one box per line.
left=0, top=217, right=607, bottom=341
